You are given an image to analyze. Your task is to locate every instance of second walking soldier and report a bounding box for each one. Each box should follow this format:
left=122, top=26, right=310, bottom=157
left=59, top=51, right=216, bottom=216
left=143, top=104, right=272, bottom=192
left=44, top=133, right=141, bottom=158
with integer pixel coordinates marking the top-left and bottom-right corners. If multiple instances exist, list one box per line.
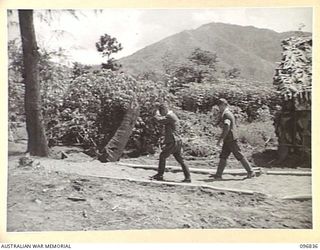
left=212, top=98, right=256, bottom=179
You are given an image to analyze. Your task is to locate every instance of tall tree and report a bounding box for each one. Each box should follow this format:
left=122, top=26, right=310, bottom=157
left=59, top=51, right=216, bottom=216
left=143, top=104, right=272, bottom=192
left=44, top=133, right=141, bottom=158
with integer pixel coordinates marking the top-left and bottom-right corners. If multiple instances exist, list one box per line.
left=96, top=34, right=123, bottom=71
left=188, top=48, right=218, bottom=83
left=222, top=67, right=241, bottom=79
left=18, top=10, right=49, bottom=156
left=161, top=48, right=219, bottom=94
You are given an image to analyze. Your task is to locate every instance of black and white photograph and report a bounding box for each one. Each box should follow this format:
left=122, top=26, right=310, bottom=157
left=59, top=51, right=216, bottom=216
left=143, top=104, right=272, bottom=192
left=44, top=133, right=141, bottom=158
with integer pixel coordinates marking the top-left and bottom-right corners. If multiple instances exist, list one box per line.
left=5, top=6, right=314, bottom=234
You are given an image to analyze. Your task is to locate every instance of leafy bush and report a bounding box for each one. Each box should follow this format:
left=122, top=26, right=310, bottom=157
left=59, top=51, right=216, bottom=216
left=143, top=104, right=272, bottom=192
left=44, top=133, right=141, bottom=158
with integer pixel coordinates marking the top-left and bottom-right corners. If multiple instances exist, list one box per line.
left=182, top=137, right=217, bottom=157
left=237, top=120, right=277, bottom=148
left=7, top=41, right=170, bottom=155
left=46, top=70, right=171, bottom=154
left=8, top=40, right=71, bottom=124
left=173, top=109, right=219, bottom=157
left=174, top=107, right=275, bottom=157
left=39, top=50, right=72, bottom=127
left=8, top=40, right=24, bottom=122
left=174, top=109, right=217, bottom=138
left=176, top=79, right=281, bottom=121
left=256, top=105, right=273, bottom=122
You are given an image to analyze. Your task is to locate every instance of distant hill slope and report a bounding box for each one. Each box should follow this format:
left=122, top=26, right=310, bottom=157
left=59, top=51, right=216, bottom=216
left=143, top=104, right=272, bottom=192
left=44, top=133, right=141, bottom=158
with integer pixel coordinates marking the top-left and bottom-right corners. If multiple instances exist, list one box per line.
left=119, top=22, right=310, bottom=82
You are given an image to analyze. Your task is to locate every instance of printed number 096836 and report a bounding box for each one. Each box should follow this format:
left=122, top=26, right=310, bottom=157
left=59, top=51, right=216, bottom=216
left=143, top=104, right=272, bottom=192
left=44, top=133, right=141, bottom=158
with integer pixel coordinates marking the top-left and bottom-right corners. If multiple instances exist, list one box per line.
left=300, top=244, right=318, bottom=248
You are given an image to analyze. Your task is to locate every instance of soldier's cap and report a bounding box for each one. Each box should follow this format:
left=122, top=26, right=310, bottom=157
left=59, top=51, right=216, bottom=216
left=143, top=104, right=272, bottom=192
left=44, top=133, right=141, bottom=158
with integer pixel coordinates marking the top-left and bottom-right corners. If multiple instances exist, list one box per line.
left=218, top=98, right=228, bottom=106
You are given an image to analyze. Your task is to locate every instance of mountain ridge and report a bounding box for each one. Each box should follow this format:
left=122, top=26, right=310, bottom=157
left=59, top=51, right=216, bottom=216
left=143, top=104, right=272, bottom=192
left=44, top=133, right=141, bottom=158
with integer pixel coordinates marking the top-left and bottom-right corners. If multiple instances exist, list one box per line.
left=117, top=22, right=311, bottom=82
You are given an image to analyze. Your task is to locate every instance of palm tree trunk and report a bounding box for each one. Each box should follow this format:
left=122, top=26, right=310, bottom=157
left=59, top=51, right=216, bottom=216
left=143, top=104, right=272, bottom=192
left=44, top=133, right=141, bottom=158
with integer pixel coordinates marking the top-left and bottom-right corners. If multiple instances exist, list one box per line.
left=18, top=10, right=49, bottom=156
left=99, top=100, right=140, bottom=162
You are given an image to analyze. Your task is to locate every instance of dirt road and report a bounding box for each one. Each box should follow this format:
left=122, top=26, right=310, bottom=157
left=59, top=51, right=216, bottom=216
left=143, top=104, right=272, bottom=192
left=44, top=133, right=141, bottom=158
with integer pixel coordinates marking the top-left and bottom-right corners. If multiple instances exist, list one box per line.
left=6, top=142, right=312, bottom=231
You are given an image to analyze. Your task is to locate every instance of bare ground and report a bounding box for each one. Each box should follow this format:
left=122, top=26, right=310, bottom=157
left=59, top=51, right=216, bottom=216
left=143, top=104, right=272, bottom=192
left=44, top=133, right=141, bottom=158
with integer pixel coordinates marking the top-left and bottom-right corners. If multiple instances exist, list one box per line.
left=7, top=141, right=312, bottom=231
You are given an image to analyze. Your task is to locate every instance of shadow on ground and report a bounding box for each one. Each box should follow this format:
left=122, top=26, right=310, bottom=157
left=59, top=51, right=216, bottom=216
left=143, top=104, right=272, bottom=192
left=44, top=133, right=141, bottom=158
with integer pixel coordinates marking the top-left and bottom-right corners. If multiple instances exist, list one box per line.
left=252, top=149, right=311, bottom=169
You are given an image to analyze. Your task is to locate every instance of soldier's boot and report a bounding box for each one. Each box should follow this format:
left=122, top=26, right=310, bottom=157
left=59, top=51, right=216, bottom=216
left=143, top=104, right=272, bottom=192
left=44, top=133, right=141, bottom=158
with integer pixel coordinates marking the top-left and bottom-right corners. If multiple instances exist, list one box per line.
left=212, top=158, right=227, bottom=179
left=150, top=155, right=166, bottom=181
left=173, top=153, right=191, bottom=183
left=240, top=157, right=256, bottom=178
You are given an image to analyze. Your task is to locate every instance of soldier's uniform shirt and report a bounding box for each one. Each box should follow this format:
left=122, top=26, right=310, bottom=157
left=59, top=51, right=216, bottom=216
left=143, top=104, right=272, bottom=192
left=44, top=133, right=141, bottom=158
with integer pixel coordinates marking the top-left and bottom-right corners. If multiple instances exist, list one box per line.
left=156, top=111, right=180, bottom=144
left=219, top=108, right=244, bottom=161
left=155, top=110, right=190, bottom=178
left=221, top=108, right=237, bottom=142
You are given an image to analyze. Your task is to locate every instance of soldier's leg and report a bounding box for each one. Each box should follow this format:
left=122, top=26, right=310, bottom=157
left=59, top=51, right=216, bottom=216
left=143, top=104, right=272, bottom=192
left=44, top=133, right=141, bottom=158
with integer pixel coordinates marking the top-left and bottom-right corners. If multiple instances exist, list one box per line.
left=214, top=142, right=230, bottom=179
left=152, top=142, right=175, bottom=180
left=240, top=158, right=255, bottom=178
left=231, top=141, right=255, bottom=178
left=173, top=140, right=191, bottom=181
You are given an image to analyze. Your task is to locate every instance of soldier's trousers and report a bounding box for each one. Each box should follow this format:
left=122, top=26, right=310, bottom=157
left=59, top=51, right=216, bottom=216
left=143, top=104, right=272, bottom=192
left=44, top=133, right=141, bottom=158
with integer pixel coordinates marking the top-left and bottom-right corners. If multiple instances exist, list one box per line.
left=158, top=139, right=190, bottom=178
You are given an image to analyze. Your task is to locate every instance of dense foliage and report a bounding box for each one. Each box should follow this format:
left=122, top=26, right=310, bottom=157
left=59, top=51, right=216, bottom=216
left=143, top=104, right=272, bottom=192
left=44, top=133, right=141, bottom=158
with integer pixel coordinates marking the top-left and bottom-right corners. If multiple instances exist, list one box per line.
left=174, top=105, right=276, bottom=157
left=162, top=48, right=219, bottom=93
left=176, top=79, right=281, bottom=122
left=8, top=40, right=24, bottom=122
left=8, top=40, right=279, bottom=158
left=46, top=70, right=170, bottom=155
left=8, top=40, right=72, bottom=123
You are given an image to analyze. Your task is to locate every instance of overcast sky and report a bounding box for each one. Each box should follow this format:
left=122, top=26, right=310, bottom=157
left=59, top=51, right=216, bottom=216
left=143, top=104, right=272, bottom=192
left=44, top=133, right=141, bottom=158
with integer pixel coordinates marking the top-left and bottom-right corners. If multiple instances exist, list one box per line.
left=8, top=8, right=313, bottom=65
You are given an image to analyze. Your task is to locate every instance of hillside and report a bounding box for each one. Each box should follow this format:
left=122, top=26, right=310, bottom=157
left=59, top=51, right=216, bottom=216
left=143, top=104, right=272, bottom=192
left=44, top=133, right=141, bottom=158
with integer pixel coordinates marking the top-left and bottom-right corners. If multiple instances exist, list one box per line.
left=119, top=22, right=310, bottom=82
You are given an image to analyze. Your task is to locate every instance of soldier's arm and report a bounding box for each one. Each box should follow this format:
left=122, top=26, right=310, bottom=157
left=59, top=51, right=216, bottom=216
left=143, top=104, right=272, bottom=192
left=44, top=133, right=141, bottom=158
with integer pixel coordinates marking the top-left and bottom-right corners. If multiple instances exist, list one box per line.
left=218, top=119, right=231, bottom=142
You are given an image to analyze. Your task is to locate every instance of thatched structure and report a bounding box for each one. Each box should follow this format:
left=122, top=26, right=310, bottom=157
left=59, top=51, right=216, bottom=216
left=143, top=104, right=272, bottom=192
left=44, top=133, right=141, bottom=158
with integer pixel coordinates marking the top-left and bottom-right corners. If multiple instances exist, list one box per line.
left=273, top=36, right=312, bottom=161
